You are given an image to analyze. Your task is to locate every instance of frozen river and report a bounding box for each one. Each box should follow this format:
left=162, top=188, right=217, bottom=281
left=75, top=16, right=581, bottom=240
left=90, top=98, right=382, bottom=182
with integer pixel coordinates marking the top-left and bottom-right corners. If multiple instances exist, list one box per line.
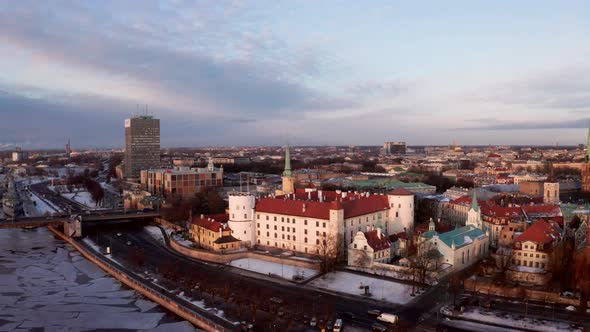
left=0, top=227, right=196, bottom=331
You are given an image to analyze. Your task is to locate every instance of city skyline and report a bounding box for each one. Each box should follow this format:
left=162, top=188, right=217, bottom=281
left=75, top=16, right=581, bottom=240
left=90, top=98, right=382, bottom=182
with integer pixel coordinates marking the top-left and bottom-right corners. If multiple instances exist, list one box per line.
left=1, top=1, right=589, bottom=149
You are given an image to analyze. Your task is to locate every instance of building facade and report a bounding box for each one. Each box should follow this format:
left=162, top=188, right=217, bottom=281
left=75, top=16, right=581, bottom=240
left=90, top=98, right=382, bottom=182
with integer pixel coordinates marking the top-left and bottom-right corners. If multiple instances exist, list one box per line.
left=124, top=116, right=160, bottom=179
left=190, top=214, right=241, bottom=252
left=140, top=162, right=223, bottom=199
left=383, top=141, right=407, bottom=155
left=347, top=228, right=391, bottom=268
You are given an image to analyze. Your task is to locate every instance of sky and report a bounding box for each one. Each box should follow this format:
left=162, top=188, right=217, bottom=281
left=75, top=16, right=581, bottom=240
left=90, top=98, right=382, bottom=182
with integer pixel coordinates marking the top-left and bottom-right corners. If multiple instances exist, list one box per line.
left=0, top=0, right=589, bottom=149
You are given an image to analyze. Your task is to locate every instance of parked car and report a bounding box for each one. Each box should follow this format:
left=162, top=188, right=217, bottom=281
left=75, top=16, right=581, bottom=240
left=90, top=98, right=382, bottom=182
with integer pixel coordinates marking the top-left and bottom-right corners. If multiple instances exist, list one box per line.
left=269, top=297, right=283, bottom=305
left=126, top=241, right=132, bottom=246
left=302, top=315, right=310, bottom=324
left=340, top=311, right=355, bottom=320
left=376, top=313, right=399, bottom=325
left=368, top=309, right=381, bottom=317
left=310, top=317, right=317, bottom=327
left=239, top=321, right=254, bottom=332
left=327, top=320, right=334, bottom=330
left=371, top=322, right=388, bottom=332
left=277, top=309, right=284, bottom=317
left=333, top=319, right=343, bottom=332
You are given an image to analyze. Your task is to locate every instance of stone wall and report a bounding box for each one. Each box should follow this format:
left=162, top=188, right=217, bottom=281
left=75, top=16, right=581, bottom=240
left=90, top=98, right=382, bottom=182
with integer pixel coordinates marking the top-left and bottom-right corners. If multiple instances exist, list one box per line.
left=465, top=278, right=586, bottom=307
left=47, top=226, right=229, bottom=332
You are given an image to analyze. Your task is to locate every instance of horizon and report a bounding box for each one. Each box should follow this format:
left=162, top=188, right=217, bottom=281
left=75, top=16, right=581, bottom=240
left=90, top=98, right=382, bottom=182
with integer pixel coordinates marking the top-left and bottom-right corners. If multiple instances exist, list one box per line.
left=1, top=1, right=589, bottom=148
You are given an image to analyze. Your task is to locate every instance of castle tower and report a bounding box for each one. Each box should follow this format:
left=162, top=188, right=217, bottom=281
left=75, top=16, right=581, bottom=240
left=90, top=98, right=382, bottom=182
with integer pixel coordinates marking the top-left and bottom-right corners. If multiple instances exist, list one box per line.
left=466, top=191, right=482, bottom=229
left=583, top=122, right=590, bottom=192
left=387, top=187, right=415, bottom=234
left=543, top=182, right=560, bottom=204
left=227, top=192, right=256, bottom=247
left=281, top=145, right=295, bottom=194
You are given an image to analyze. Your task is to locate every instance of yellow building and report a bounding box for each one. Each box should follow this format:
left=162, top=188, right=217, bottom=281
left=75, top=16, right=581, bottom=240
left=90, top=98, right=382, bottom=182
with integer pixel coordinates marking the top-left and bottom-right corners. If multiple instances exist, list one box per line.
left=190, top=214, right=241, bottom=252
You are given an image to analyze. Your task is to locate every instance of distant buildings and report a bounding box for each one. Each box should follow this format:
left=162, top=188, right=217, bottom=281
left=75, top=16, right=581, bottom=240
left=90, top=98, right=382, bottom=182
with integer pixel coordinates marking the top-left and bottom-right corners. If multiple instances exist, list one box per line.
left=124, top=115, right=160, bottom=179
left=140, top=160, right=223, bottom=199
left=11, top=147, right=28, bottom=163
left=582, top=125, right=590, bottom=192
left=190, top=214, right=241, bottom=252
left=65, top=138, right=72, bottom=158
left=383, top=141, right=406, bottom=155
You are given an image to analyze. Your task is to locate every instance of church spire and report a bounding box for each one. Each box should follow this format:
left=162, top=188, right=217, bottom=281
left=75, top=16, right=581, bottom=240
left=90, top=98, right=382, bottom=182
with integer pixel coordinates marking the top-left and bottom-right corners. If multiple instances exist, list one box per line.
left=586, top=120, right=590, bottom=163
left=283, top=145, right=292, bottom=177
left=470, top=190, right=479, bottom=212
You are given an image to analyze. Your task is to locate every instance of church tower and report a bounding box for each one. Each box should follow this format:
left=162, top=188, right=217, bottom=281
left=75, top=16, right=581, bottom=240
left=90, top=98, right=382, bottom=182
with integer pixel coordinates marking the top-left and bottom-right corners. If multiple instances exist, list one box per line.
left=582, top=122, right=590, bottom=192
left=281, top=145, right=295, bottom=194
left=466, top=191, right=482, bottom=229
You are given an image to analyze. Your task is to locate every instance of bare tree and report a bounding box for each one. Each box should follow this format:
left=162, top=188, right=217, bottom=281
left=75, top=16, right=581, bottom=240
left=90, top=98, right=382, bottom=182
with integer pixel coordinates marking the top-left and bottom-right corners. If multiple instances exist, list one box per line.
left=574, top=250, right=590, bottom=310
left=409, top=240, right=442, bottom=285
left=317, top=233, right=342, bottom=273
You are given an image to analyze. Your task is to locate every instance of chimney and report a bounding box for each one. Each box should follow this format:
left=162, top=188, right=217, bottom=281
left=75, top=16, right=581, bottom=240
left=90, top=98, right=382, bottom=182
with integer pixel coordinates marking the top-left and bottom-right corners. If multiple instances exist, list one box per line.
left=308, top=191, right=311, bottom=200
left=318, top=190, right=323, bottom=202
left=342, top=192, right=347, bottom=199
left=200, top=214, right=204, bottom=219
left=302, top=203, right=307, bottom=213
left=377, top=227, right=381, bottom=239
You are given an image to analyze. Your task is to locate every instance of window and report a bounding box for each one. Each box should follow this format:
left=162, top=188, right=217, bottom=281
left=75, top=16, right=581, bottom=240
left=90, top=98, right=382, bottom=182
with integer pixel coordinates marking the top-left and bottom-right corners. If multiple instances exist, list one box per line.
left=396, top=212, right=399, bottom=218
left=266, top=232, right=269, bottom=237
left=354, top=244, right=357, bottom=249
left=282, top=234, right=285, bottom=239
left=287, top=218, right=290, bottom=223
left=322, top=222, right=326, bottom=228
left=287, top=227, right=290, bottom=232
left=293, top=219, right=296, bottom=225
left=398, top=204, right=401, bottom=208
left=281, top=226, right=284, bottom=231
left=258, top=240, right=260, bottom=244
left=257, top=230, right=260, bottom=235
left=535, top=262, right=539, bottom=268
left=274, top=233, right=277, bottom=238
left=257, top=223, right=260, bottom=228
left=524, top=245, right=528, bottom=249
left=232, top=214, right=235, bottom=219
left=281, top=217, right=284, bottom=222
left=323, top=232, right=326, bottom=237
left=316, top=239, right=319, bottom=245
left=316, top=231, right=319, bottom=236
left=316, top=221, right=319, bottom=227
left=304, top=229, right=308, bottom=235
left=244, top=214, right=247, bottom=219
left=304, top=220, right=308, bottom=225
left=542, top=254, right=546, bottom=259
left=536, top=254, right=539, bottom=258
left=274, top=225, right=277, bottom=230
left=293, top=236, right=296, bottom=241
left=274, top=216, right=277, bottom=221
left=305, top=237, right=308, bottom=243
left=257, top=214, right=260, bottom=220
left=266, top=216, right=269, bottom=221
left=363, top=245, right=367, bottom=250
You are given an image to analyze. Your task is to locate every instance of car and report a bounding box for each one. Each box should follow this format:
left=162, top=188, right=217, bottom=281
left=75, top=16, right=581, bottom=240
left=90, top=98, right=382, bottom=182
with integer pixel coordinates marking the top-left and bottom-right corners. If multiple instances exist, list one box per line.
left=376, top=313, right=399, bottom=324
left=277, top=309, right=284, bottom=317
left=318, top=319, right=324, bottom=329
left=239, top=321, right=254, bottom=332
left=340, top=312, right=356, bottom=320
left=126, top=241, right=132, bottom=246
left=371, top=322, right=388, bottom=332
left=333, top=319, right=343, bottom=332
left=327, top=320, right=334, bottom=330
left=302, top=315, right=310, bottom=324
left=269, top=297, right=283, bottom=305
left=310, top=317, right=317, bottom=327
left=116, top=233, right=122, bottom=237
left=368, top=309, right=381, bottom=317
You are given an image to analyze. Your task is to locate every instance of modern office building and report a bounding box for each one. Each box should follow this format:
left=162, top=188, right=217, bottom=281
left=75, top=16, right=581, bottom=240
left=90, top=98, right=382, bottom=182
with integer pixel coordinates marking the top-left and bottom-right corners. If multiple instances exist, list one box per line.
left=140, top=161, right=223, bottom=199
left=124, top=115, right=160, bottom=179
left=383, top=141, right=407, bottom=155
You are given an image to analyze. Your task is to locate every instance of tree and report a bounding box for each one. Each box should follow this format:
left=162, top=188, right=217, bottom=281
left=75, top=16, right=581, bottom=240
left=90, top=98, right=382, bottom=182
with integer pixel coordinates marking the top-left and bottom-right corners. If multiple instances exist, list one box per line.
left=574, top=252, right=590, bottom=310
left=409, top=240, right=442, bottom=285
left=548, top=238, right=575, bottom=290
left=317, top=233, right=342, bottom=273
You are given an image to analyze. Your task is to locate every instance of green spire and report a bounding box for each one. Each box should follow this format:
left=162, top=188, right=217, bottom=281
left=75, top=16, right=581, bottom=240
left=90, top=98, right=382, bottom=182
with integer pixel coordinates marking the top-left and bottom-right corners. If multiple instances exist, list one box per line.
left=470, top=190, right=479, bottom=212
left=283, top=145, right=292, bottom=177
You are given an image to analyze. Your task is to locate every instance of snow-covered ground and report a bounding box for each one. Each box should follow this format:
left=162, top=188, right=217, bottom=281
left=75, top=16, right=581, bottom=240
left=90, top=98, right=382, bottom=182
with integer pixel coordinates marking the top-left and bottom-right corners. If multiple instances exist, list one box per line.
left=63, top=191, right=107, bottom=210
left=145, top=226, right=166, bottom=244
left=28, top=191, right=61, bottom=216
left=171, top=233, right=195, bottom=247
left=228, top=258, right=319, bottom=281
left=0, top=228, right=195, bottom=331
left=441, top=305, right=582, bottom=332
left=309, top=271, right=415, bottom=304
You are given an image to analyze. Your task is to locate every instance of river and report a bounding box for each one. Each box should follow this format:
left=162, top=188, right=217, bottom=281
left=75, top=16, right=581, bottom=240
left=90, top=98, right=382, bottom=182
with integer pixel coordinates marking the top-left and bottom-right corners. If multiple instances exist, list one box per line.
left=0, top=227, right=196, bottom=331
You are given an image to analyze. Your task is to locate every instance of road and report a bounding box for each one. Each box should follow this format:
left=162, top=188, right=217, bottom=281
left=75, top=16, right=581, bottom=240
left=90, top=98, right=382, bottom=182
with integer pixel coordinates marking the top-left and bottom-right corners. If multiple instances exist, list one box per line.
left=88, top=223, right=434, bottom=332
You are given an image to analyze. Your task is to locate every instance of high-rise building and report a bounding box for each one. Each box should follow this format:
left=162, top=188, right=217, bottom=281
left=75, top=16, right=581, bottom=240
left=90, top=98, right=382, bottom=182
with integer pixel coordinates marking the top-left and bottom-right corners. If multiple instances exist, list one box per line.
left=124, top=115, right=160, bottom=179
left=11, top=147, right=28, bottom=162
left=582, top=124, right=590, bottom=193
left=65, top=138, right=71, bottom=158
left=383, top=141, right=406, bottom=155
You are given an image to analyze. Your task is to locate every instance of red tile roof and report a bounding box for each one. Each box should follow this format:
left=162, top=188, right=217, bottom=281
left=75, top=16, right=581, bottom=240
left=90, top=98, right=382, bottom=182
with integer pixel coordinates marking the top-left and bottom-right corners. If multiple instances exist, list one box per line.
left=481, top=206, right=524, bottom=225
left=514, top=219, right=561, bottom=245
left=255, top=194, right=390, bottom=220
left=415, top=220, right=453, bottom=234
left=389, top=231, right=408, bottom=242
left=388, top=188, right=414, bottom=196
left=364, top=230, right=391, bottom=251
left=191, top=214, right=231, bottom=232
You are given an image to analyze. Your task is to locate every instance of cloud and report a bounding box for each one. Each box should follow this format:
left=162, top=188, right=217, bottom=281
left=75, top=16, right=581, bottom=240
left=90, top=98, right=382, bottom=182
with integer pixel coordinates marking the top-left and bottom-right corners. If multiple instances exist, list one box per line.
left=459, top=118, right=589, bottom=131
left=0, top=1, right=336, bottom=119
left=482, top=66, right=590, bottom=111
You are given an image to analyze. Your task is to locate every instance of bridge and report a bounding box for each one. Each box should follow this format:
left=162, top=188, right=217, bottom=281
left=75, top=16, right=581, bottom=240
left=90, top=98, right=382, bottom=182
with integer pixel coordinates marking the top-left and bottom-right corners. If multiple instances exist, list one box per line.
left=0, top=211, right=161, bottom=229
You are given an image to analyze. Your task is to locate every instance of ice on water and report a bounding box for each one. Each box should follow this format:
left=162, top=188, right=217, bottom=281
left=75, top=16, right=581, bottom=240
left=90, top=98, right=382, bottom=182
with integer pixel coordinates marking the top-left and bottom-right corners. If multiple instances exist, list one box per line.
left=0, top=228, right=195, bottom=331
